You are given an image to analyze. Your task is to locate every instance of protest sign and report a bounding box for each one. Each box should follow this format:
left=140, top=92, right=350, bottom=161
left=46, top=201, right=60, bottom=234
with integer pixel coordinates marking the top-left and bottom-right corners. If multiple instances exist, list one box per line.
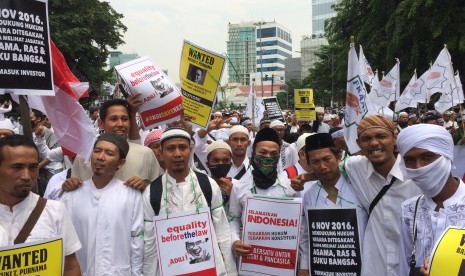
left=154, top=208, right=217, bottom=276
left=240, top=196, right=302, bottom=276
left=429, top=226, right=465, bottom=276
left=0, top=0, right=53, bottom=95
left=307, top=208, right=362, bottom=276
left=115, top=57, right=183, bottom=129
left=179, top=40, right=225, bottom=128
left=262, top=97, right=285, bottom=122
left=0, top=238, right=63, bottom=275
left=294, top=89, right=316, bottom=121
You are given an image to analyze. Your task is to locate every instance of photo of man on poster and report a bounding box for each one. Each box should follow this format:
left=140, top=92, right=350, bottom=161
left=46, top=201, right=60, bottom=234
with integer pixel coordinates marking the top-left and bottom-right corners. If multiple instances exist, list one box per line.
left=186, top=238, right=211, bottom=264
left=187, top=64, right=206, bottom=85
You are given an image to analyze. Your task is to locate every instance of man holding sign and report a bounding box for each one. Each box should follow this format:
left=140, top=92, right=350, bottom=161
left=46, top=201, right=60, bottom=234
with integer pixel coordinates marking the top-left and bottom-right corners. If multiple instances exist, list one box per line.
left=397, top=124, right=465, bottom=275
left=0, top=135, right=81, bottom=275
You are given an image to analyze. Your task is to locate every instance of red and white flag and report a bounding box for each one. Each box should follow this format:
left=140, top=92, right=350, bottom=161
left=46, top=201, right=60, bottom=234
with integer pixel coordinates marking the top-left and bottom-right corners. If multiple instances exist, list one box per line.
left=395, top=71, right=418, bottom=111
left=426, top=47, right=455, bottom=99
left=368, top=60, right=400, bottom=107
left=358, top=45, right=375, bottom=86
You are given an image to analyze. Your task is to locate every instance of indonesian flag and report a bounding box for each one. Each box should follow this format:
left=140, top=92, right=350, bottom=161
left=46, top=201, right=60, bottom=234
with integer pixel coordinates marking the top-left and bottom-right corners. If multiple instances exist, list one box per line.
left=36, top=42, right=96, bottom=159
left=344, top=43, right=374, bottom=154
left=358, top=45, right=375, bottom=86
left=395, top=71, right=418, bottom=111
left=368, top=60, right=400, bottom=107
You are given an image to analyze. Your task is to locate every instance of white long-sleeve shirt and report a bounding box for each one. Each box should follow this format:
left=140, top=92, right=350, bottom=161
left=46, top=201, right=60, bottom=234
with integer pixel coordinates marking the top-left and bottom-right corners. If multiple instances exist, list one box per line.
left=399, top=180, right=465, bottom=275
left=299, top=175, right=368, bottom=270
left=60, top=178, right=144, bottom=276
left=344, top=155, right=421, bottom=276
left=142, top=169, right=237, bottom=276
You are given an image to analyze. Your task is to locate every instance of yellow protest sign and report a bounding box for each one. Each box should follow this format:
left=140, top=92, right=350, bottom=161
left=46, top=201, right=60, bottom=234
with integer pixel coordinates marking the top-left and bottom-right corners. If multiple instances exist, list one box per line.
left=294, top=89, right=315, bottom=121
left=0, top=238, right=63, bottom=276
left=429, top=226, right=465, bottom=276
left=179, top=40, right=225, bottom=128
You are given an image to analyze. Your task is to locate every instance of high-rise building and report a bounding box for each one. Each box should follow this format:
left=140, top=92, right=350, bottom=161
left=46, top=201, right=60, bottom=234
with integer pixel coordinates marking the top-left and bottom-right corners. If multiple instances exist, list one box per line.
left=227, top=21, right=292, bottom=85
left=312, top=0, right=338, bottom=37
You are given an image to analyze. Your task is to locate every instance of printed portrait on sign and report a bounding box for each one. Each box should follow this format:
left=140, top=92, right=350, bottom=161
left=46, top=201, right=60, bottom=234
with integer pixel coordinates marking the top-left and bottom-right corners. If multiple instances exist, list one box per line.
left=300, top=97, right=309, bottom=104
left=186, top=238, right=211, bottom=264
left=187, top=65, right=206, bottom=85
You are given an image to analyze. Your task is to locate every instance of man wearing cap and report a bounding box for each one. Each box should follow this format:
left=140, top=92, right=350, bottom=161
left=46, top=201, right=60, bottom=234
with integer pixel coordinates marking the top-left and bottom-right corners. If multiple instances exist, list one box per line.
left=408, top=113, right=418, bottom=126
left=298, top=133, right=368, bottom=275
left=0, top=118, right=15, bottom=137
left=206, top=141, right=235, bottom=204
left=60, top=133, right=144, bottom=275
left=270, top=119, right=298, bottom=172
left=142, top=128, right=237, bottom=276
left=443, top=111, right=458, bottom=130
left=144, top=128, right=164, bottom=171
left=397, top=111, right=409, bottom=131
left=259, top=117, right=271, bottom=129
left=228, top=128, right=299, bottom=257
left=329, top=127, right=349, bottom=158
left=64, top=98, right=161, bottom=191
left=397, top=124, right=465, bottom=275
left=452, top=114, right=465, bottom=145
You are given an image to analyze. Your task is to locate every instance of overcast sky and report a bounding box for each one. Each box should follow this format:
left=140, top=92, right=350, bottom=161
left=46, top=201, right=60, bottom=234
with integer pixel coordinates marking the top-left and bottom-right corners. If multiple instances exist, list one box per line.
left=110, top=0, right=312, bottom=84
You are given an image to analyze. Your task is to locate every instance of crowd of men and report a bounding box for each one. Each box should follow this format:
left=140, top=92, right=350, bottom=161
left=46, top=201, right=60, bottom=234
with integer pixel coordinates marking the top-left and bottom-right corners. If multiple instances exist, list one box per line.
left=1, top=96, right=465, bottom=276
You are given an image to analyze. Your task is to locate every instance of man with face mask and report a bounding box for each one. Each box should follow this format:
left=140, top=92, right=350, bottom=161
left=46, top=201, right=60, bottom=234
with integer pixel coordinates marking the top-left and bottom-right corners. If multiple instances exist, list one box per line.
left=206, top=141, right=234, bottom=203
left=397, top=124, right=464, bottom=275
left=228, top=128, right=300, bottom=257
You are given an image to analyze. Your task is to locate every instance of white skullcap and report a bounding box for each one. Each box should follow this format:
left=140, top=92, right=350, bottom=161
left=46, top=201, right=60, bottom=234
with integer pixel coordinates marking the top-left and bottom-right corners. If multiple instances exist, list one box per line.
left=296, top=133, right=312, bottom=152
left=214, top=111, right=222, bottom=116
left=315, top=106, right=324, bottom=113
left=399, top=111, right=408, bottom=116
left=160, top=128, right=191, bottom=144
left=206, top=140, right=232, bottom=156
left=397, top=123, right=454, bottom=161
left=408, top=114, right=417, bottom=119
left=323, top=115, right=331, bottom=121
left=270, top=120, right=285, bottom=128
left=331, top=129, right=344, bottom=139
left=0, top=119, right=15, bottom=132
left=229, top=125, right=249, bottom=137
left=330, top=114, right=338, bottom=119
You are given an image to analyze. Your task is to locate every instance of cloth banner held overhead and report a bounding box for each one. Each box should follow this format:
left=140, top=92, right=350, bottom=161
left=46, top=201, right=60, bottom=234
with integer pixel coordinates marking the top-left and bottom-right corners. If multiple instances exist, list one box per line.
left=179, top=40, right=225, bottom=129
left=115, top=57, right=183, bottom=129
left=344, top=42, right=373, bottom=154
left=239, top=196, right=302, bottom=276
left=0, top=0, right=54, bottom=95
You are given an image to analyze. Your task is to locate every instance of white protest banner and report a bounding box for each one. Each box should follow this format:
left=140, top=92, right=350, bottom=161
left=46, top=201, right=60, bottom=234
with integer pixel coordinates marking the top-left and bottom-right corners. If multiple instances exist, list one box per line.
left=306, top=207, right=362, bottom=276
left=0, top=0, right=54, bottom=95
left=0, top=238, right=64, bottom=275
left=115, top=56, right=183, bottom=129
left=154, top=208, right=217, bottom=276
left=239, top=196, right=302, bottom=276
left=262, top=97, right=285, bottom=122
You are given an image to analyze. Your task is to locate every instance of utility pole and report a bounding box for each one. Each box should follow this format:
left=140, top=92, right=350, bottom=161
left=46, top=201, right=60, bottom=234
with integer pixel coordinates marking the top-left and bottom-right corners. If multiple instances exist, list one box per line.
left=258, top=22, right=264, bottom=97
left=271, top=73, right=274, bottom=96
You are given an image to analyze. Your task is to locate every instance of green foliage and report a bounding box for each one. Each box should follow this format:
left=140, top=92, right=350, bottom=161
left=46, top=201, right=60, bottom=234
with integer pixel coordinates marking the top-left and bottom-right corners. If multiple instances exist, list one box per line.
left=305, top=0, right=465, bottom=103
left=49, top=0, right=127, bottom=94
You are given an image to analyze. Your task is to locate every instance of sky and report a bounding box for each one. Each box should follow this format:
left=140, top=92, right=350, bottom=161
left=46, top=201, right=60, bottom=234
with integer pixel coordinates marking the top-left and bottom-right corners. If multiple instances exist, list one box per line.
left=110, top=0, right=312, bottom=84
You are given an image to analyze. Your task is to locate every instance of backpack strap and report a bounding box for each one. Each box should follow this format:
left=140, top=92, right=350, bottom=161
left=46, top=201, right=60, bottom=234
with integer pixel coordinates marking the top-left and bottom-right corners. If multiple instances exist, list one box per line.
left=150, top=175, right=164, bottom=216
left=285, top=165, right=298, bottom=179
left=194, top=171, right=212, bottom=210
left=14, top=197, right=47, bottom=244
left=66, top=168, right=72, bottom=179
left=369, top=176, right=397, bottom=216
left=409, top=195, right=424, bottom=276
left=234, top=166, right=247, bottom=180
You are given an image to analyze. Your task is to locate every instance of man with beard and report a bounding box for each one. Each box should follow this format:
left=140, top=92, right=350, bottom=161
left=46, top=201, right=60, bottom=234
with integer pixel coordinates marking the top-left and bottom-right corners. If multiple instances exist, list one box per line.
left=397, top=111, right=409, bottom=131
left=228, top=128, right=299, bottom=257
left=397, top=124, right=465, bottom=275
left=0, top=135, right=81, bottom=275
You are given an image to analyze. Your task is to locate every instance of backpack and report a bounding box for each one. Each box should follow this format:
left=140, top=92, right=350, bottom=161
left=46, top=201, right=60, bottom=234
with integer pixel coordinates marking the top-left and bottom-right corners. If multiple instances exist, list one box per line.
left=150, top=171, right=212, bottom=216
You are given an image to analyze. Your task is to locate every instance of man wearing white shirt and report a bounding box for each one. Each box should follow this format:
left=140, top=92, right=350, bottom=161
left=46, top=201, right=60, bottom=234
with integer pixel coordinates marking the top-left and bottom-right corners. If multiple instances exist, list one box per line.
left=142, top=128, right=237, bottom=276
left=298, top=133, right=368, bottom=276
left=60, top=133, right=144, bottom=276
left=270, top=120, right=298, bottom=172
left=398, top=124, right=465, bottom=275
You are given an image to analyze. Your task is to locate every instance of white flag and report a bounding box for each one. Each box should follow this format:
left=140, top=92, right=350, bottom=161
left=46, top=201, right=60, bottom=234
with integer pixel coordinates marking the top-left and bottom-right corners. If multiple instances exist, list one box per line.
left=368, top=61, right=400, bottom=107
left=395, top=72, right=418, bottom=111
left=245, top=83, right=264, bottom=128
left=434, top=72, right=464, bottom=114
left=358, top=45, right=375, bottom=86
left=410, top=69, right=430, bottom=103
left=426, top=47, right=455, bottom=99
left=344, top=44, right=373, bottom=154
left=454, top=71, right=464, bottom=103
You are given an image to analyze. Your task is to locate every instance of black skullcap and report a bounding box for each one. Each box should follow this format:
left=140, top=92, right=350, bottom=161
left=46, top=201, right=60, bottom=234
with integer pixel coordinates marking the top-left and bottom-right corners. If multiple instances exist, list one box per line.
left=253, top=128, right=281, bottom=149
left=96, top=133, right=129, bottom=159
left=305, top=133, right=335, bottom=152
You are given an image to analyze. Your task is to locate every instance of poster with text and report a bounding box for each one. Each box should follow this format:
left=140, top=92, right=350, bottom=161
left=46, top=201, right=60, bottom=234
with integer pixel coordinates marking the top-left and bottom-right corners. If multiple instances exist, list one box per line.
left=179, top=40, right=225, bottom=128
left=0, top=238, right=63, bottom=275
left=262, top=97, right=285, bottom=122
left=154, top=208, right=217, bottom=276
left=307, top=208, right=362, bottom=276
left=239, top=196, right=302, bottom=276
left=115, top=56, right=183, bottom=129
left=429, top=226, right=465, bottom=276
left=0, top=0, right=54, bottom=95
left=294, top=89, right=316, bottom=121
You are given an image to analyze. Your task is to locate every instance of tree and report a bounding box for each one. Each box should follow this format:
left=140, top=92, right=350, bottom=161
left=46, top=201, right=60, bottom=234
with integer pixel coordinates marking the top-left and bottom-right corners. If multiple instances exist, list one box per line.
left=49, top=0, right=127, bottom=94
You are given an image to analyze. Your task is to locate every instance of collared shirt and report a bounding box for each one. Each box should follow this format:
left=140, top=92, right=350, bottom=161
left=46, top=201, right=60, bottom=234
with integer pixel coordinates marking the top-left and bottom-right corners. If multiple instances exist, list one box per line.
left=278, top=141, right=298, bottom=172
left=142, top=169, right=237, bottom=276
left=299, top=175, right=368, bottom=270
left=399, top=179, right=465, bottom=275
left=60, top=178, right=144, bottom=276
left=344, top=155, right=421, bottom=276
left=228, top=171, right=300, bottom=243
left=0, top=193, right=81, bottom=256
left=227, top=157, right=249, bottom=180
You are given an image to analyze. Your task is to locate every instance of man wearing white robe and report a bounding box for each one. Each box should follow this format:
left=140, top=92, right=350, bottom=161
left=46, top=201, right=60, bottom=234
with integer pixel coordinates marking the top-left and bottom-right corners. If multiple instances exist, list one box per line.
left=60, top=133, right=144, bottom=276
